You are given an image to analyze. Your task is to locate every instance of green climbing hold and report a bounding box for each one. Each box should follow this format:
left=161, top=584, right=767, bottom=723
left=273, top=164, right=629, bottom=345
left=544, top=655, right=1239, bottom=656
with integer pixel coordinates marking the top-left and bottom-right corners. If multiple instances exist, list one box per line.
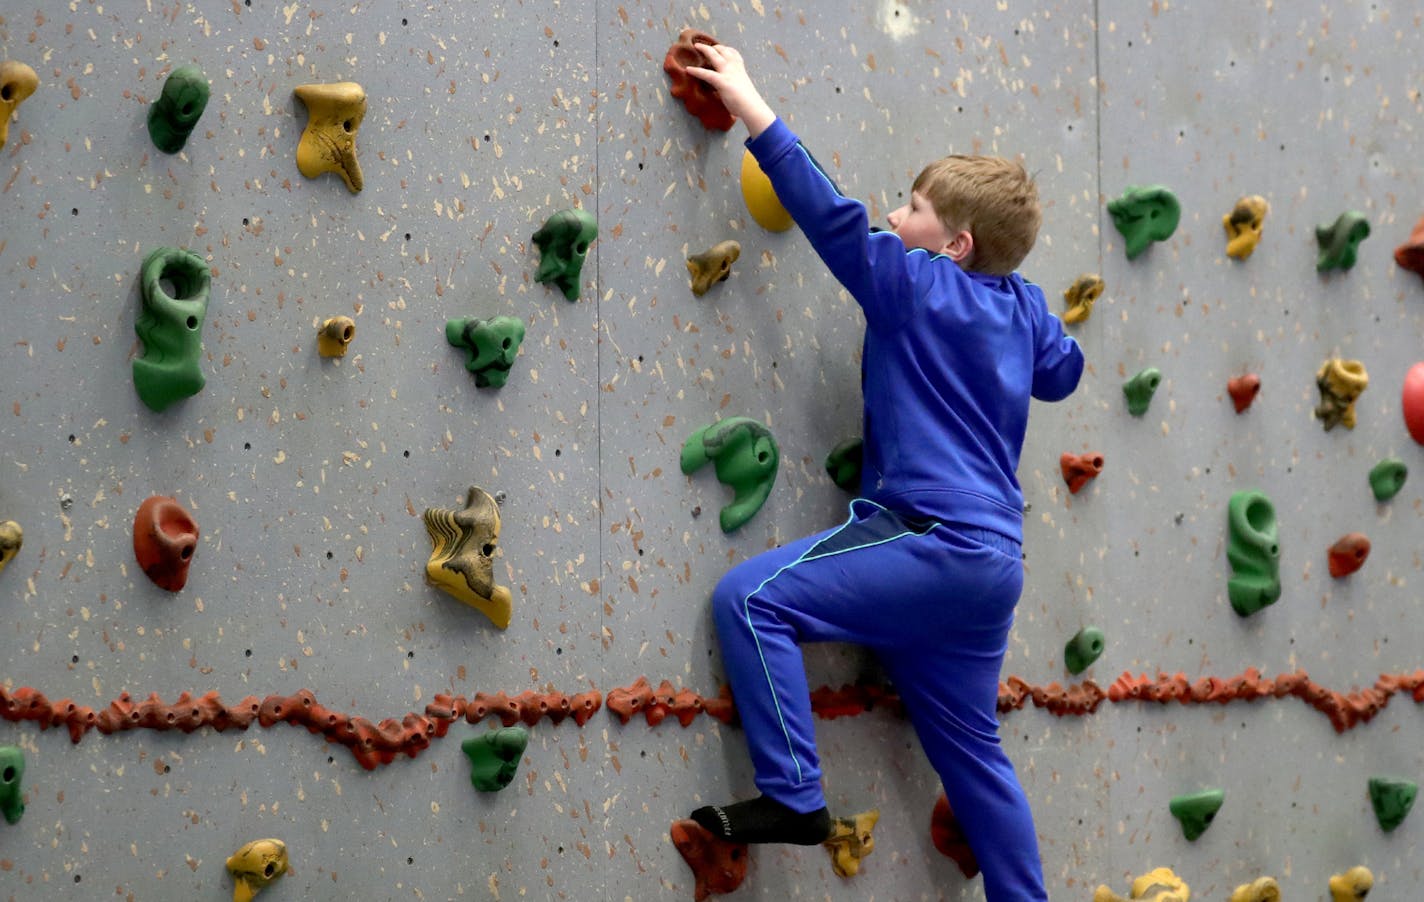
left=1369, top=458, right=1408, bottom=502
left=681, top=417, right=779, bottom=532
left=445, top=315, right=526, bottom=388
left=1170, top=789, right=1224, bottom=841
left=1063, top=627, right=1106, bottom=676
left=1226, top=489, right=1281, bottom=617
left=532, top=208, right=597, bottom=301
left=0, top=745, right=24, bottom=825
left=1368, top=776, right=1417, bottom=832
left=148, top=65, right=209, bottom=154
left=824, top=437, right=863, bottom=492
left=462, top=726, right=529, bottom=792
left=1122, top=367, right=1162, bottom=417
left=1316, top=211, right=1370, bottom=272
left=1107, top=185, right=1181, bottom=260
left=133, top=246, right=211, bottom=412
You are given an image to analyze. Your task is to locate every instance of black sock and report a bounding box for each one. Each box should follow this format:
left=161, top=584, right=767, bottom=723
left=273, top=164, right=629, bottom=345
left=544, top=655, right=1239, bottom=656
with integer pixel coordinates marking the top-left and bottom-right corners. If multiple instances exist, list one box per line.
left=690, top=795, right=831, bottom=845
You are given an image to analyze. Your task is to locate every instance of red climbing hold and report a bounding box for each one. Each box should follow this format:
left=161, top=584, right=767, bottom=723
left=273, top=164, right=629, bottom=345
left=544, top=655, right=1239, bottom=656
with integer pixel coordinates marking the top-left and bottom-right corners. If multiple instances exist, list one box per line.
left=1227, top=373, right=1261, bottom=414
left=1328, top=533, right=1371, bottom=578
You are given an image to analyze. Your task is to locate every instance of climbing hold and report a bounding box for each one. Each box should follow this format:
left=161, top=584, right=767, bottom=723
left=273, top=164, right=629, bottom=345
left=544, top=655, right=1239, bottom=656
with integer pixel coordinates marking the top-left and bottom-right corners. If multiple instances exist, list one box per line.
left=0, top=745, right=24, bottom=825
left=1227, top=489, right=1280, bottom=617
left=1368, top=775, right=1417, bottom=832
left=663, top=29, right=735, bottom=131
left=1228, top=877, right=1281, bottom=902
left=1316, top=211, right=1370, bottom=272
left=1223, top=195, right=1270, bottom=260
left=1369, top=458, right=1407, bottom=502
left=0, top=61, right=39, bottom=149
left=461, top=726, right=528, bottom=791
left=1106, top=185, right=1181, bottom=260
left=1169, top=788, right=1224, bottom=841
left=0, top=520, right=21, bottom=576
left=671, top=819, right=748, bottom=901
left=680, top=417, right=779, bottom=532
left=929, top=795, right=978, bottom=878
left=317, top=316, right=356, bottom=358
left=1327, top=533, right=1370, bottom=578
left=1227, top=373, right=1261, bottom=413
left=532, top=208, right=597, bottom=301
left=687, top=240, right=741, bottom=297
left=133, top=496, right=199, bottom=592
left=293, top=81, right=366, bottom=193
left=741, top=149, right=793, bottom=232
left=423, top=486, right=514, bottom=629
left=1328, top=865, right=1374, bottom=901
left=1064, top=627, right=1106, bottom=675
left=824, top=437, right=863, bottom=492
left=445, top=316, right=525, bottom=388
left=226, top=838, right=289, bottom=902
left=147, top=65, right=209, bottom=154
left=1402, top=361, right=1424, bottom=444
left=1092, top=866, right=1190, bottom=902
left=1060, top=452, right=1104, bottom=495
left=1315, top=358, right=1368, bottom=431
left=822, top=809, right=879, bottom=878
left=1393, top=214, right=1424, bottom=279
left=1062, top=274, right=1104, bottom=325
left=133, top=246, right=211, bottom=412
left=1123, top=367, right=1162, bottom=417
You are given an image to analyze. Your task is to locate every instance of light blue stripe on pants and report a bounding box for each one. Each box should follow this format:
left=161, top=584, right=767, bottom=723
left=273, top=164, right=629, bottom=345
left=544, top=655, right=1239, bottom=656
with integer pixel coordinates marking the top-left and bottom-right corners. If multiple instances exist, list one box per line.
left=709, top=499, right=1046, bottom=901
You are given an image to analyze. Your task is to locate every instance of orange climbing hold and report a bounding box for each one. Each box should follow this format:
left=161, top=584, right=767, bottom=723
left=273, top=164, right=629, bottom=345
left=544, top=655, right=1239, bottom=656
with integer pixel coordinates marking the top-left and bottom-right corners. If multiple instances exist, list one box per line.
left=930, top=794, right=979, bottom=878
left=1394, top=214, right=1424, bottom=279
left=1060, top=452, right=1104, bottom=494
left=1328, top=533, right=1371, bottom=578
left=663, top=29, right=735, bottom=131
left=1228, top=373, right=1261, bottom=413
left=671, top=819, right=748, bottom=901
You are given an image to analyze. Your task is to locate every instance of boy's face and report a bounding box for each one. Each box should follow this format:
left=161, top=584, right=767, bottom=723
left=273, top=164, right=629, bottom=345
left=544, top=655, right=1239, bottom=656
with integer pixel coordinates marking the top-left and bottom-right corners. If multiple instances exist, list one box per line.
left=887, top=191, right=955, bottom=255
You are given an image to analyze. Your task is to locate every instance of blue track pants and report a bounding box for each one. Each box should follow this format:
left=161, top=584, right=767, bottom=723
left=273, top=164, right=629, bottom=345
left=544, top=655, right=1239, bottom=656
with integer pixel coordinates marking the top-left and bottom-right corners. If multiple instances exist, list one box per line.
left=709, top=499, right=1046, bottom=901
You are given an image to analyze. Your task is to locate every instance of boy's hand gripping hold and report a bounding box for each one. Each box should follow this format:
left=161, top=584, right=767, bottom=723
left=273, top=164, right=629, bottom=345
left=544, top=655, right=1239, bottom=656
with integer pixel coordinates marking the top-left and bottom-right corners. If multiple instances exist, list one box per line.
left=684, top=43, right=777, bottom=139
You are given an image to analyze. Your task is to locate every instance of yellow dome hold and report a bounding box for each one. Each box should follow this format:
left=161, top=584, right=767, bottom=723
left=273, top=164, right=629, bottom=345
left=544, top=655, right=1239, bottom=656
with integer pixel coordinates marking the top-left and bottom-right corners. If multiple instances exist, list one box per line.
left=741, top=149, right=793, bottom=233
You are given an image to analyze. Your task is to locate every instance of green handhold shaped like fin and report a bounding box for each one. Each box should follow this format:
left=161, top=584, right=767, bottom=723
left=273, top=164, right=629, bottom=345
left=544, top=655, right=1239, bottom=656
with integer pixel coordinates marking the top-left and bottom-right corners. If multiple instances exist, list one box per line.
left=1368, top=458, right=1407, bottom=502
left=1226, top=489, right=1281, bottom=617
left=1169, top=788, right=1224, bottom=841
left=681, top=417, right=779, bottom=533
left=462, top=726, right=529, bottom=792
left=1316, top=211, right=1370, bottom=272
left=1064, top=627, right=1106, bottom=676
left=1107, top=185, right=1181, bottom=260
left=445, top=316, right=526, bottom=388
left=1123, top=367, right=1162, bottom=417
left=532, top=208, right=597, bottom=301
left=1368, top=776, right=1417, bottom=833
left=0, top=745, right=25, bottom=825
left=133, top=246, right=211, bottom=412
left=148, top=65, right=209, bottom=154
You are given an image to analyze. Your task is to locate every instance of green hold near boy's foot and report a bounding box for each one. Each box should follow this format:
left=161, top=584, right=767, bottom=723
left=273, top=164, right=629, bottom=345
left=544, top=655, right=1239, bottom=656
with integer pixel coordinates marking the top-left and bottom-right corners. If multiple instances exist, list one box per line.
left=1316, top=211, right=1370, bottom=272
left=532, top=208, right=597, bottom=301
left=1107, top=185, right=1181, bottom=260
left=1369, top=458, right=1408, bottom=502
left=681, top=417, right=779, bottom=532
left=1368, top=776, right=1417, bottom=832
left=1169, top=788, right=1224, bottom=841
left=446, top=316, right=526, bottom=388
left=462, top=726, right=529, bottom=792
left=148, top=65, right=209, bottom=154
left=133, top=246, right=211, bottom=412
left=1226, top=489, right=1281, bottom=617
left=1122, top=367, right=1162, bottom=416
left=824, top=437, right=863, bottom=492
left=0, top=745, right=25, bottom=825
left=1063, top=626, right=1105, bottom=675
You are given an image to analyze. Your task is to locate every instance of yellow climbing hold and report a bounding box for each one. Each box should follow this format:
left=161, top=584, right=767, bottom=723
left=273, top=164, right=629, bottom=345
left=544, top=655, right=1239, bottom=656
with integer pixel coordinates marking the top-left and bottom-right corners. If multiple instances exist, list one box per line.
left=317, top=316, right=356, bottom=358
left=1314, top=357, right=1369, bottom=431
left=0, top=61, right=39, bottom=149
left=0, top=520, right=21, bottom=575
left=293, top=81, right=366, bottom=193
left=1094, top=866, right=1190, bottom=902
left=226, top=838, right=288, bottom=902
left=1228, top=876, right=1280, bottom=902
left=741, top=149, right=793, bottom=232
left=1062, top=274, right=1104, bottom=325
left=1327, top=865, right=1373, bottom=902
left=1223, top=195, right=1270, bottom=260
left=822, top=809, right=879, bottom=878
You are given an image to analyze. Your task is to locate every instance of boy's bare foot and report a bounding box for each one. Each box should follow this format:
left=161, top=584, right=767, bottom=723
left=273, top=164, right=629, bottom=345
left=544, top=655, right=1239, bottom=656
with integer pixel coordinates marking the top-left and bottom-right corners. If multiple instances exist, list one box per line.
left=690, top=795, right=831, bottom=845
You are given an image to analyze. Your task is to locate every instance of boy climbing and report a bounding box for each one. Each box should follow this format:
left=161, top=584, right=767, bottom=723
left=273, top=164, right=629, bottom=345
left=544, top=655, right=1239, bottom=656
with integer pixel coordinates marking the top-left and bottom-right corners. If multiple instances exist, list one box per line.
left=684, top=42, right=1084, bottom=901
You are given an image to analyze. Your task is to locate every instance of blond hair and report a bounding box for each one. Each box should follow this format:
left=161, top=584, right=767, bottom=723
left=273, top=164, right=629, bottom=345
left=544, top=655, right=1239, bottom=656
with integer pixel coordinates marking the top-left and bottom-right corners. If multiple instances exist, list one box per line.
left=912, top=155, right=1040, bottom=276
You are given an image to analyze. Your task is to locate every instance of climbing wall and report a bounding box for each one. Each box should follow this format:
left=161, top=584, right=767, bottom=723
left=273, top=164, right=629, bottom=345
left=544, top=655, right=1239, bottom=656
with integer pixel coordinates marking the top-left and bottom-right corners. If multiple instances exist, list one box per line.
left=1, top=1, right=1421, bottom=899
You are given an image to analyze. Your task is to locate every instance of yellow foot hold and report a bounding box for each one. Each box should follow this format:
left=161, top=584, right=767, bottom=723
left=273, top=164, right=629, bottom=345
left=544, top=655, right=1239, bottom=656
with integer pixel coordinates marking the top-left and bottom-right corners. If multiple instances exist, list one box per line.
left=1315, top=357, right=1369, bottom=431
left=1223, top=195, right=1270, bottom=260
left=687, top=240, right=741, bottom=297
left=1093, top=866, right=1190, bottom=902
left=741, top=149, right=793, bottom=232
left=226, top=838, right=288, bottom=902
left=424, top=486, right=514, bottom=629
left=0, top=520, right=21, bottom=575
left=0, top=61, right=39, bottom=148
left=317, top=316, right=356, bottom=357
left=1229, top=876, right=1280, bottom=902
left=1328, top=865, right=1374, bottom=901
left=293, top=82, right=366, bottom=193
left=1062, top=273, right=1104, bottom=325
left=822, top=809, right=878, bottom=878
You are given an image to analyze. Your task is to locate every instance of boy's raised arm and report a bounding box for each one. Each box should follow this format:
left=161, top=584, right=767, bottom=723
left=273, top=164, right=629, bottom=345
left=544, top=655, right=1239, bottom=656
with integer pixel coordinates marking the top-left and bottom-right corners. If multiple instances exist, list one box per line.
left=684, top=43, right=776, bottom=139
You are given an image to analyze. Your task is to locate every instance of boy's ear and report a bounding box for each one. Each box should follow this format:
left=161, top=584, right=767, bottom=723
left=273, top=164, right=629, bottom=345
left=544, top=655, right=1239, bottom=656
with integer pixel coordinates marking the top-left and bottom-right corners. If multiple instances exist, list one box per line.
left=941, top=229, right=974, bottom=265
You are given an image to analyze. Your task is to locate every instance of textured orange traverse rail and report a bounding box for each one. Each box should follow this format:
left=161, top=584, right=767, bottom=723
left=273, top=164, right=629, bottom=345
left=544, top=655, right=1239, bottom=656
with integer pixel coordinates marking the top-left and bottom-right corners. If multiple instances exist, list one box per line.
left=4, top=668, right=1423, bottom=768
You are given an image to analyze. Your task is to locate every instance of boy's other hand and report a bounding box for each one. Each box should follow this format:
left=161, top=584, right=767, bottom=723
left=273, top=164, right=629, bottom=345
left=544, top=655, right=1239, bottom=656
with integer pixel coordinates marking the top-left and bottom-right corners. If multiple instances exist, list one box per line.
left=685, top=43, right=776, bottom=139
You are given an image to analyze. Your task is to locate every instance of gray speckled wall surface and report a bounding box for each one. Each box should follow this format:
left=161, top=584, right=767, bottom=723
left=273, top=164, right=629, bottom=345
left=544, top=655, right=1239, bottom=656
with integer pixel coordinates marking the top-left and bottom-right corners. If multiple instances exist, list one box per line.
left=1, top=1, right=1421, bottom=899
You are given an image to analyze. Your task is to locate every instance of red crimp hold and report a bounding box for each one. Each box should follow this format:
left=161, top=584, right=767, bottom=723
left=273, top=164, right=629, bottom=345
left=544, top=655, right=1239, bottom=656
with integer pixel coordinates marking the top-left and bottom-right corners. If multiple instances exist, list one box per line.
left=670, top=688, right=705, bottom=727
left=465, top=692, right=494, bottom=724
left=425, top=693, right=465, bottom=736
left=998, top=676, right=1031, bottom=712
left=1228, top=373, right=1261, bottom=413
left=607, top=677, right=654, bottom=724
left=487, top=691, right=524, bottom=728
left=1328, top=532, right=1371, bottom=578
left=1059, top=452, right=1105, bottom=494
left=540, top=691, right=573, bottom=726
left=1393, top=214, right=1424, bottom=279
left=670, top=818, right=748, bottom=901
left=663, top=29, right=735, bottom=132
left=701, top=686, right=737, bottom=725
left=930, top=794, right=980, bottom=879
left=512, top=690, right=546, bottom=728
left=811, top=684, right=869, bottom=719
left=642, top=680, right=678, bottom=727
left=570, top=690, right=603, bottom=726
